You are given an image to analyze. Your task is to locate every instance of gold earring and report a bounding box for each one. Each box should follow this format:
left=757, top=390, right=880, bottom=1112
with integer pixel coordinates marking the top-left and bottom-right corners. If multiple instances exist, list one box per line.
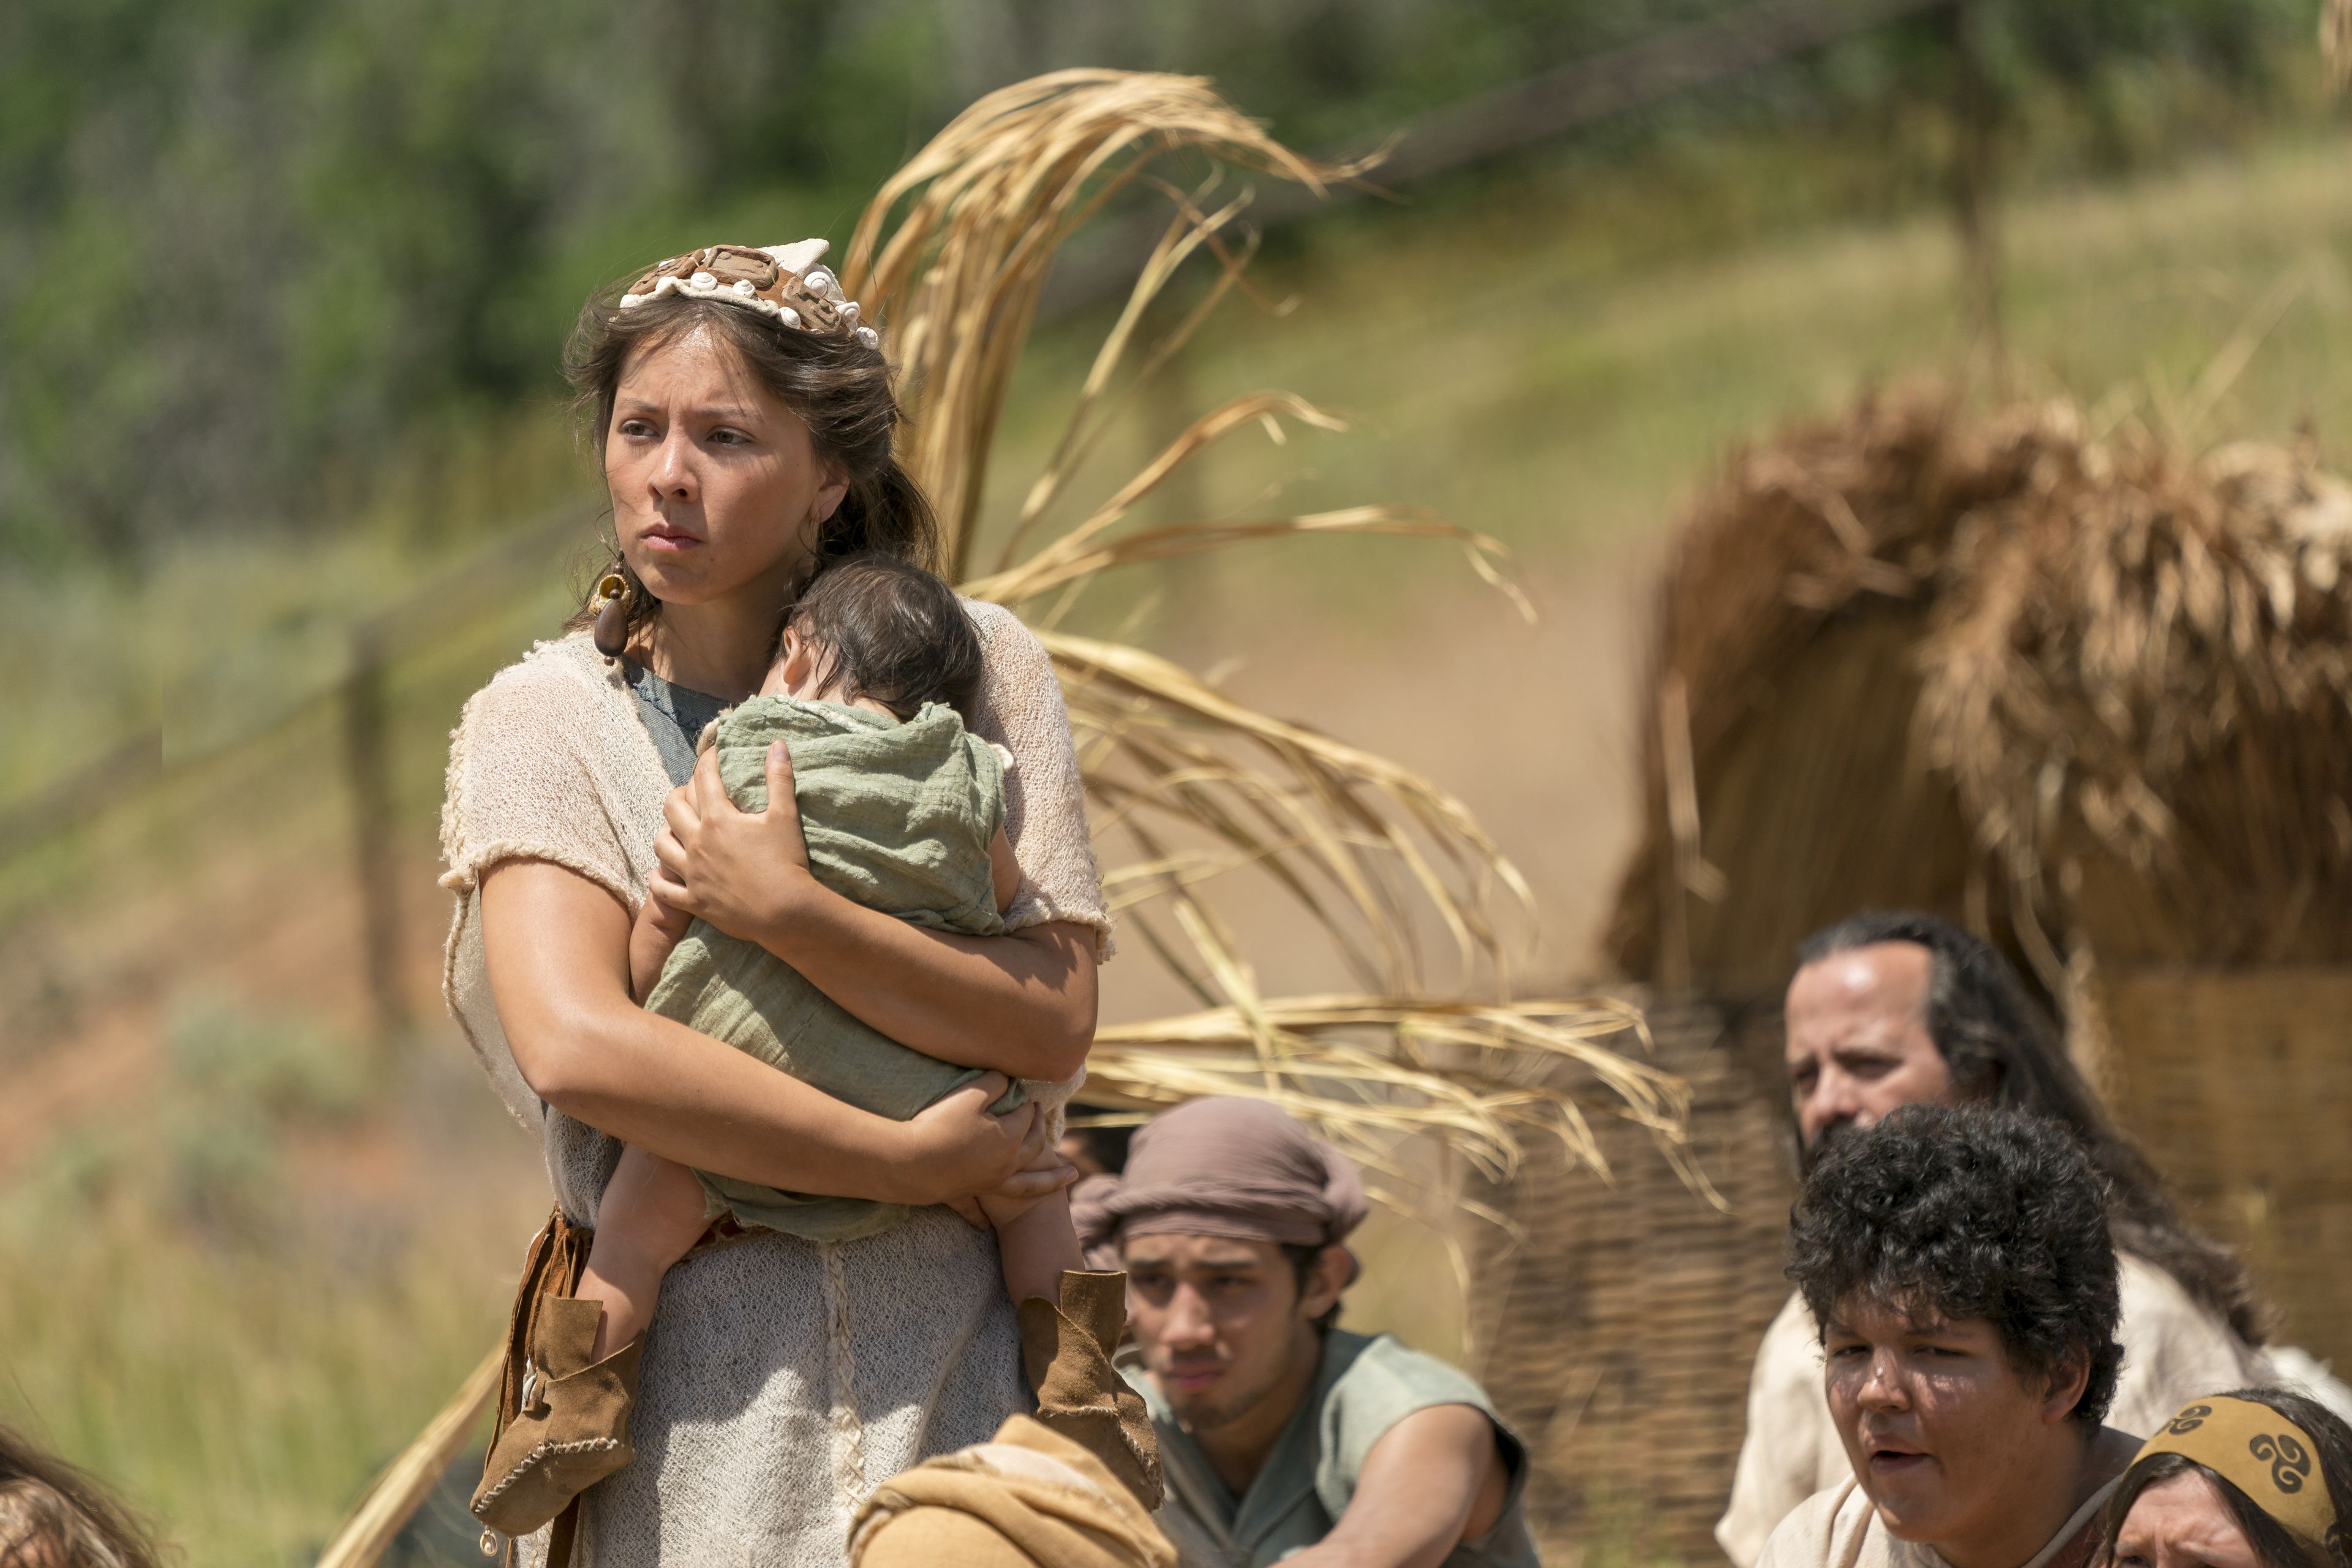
left=592, top=572, right=631, bottom=661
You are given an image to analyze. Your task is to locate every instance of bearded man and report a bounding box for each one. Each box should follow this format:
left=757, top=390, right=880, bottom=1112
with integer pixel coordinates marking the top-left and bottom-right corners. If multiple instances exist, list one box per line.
left=1719, top=913, right=2272, bottom=1567
left=1076, top=1097, right=1540, bottom=1568
left=1759, top=1104, right=2143, bottom=1568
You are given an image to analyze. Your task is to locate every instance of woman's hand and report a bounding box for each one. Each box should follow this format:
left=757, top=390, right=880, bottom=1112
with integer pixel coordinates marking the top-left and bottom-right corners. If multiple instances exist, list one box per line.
left=657, top=735, right=1096, bottom=1082
left=891, top=1076, right=1077, bottom=1213
left=652, top=741, right=816, bottom=945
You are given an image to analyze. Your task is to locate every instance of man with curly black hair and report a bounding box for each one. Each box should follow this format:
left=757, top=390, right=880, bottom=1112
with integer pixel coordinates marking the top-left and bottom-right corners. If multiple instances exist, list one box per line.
left=1757, top=1105, right=2143, bottom=1568
left=1720, top=912, right=2283, bottom=1568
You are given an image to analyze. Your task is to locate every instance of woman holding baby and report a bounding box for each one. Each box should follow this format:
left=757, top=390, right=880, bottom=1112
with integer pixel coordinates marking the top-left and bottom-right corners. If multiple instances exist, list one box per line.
left=440, top=239, right=1116, bottom=1565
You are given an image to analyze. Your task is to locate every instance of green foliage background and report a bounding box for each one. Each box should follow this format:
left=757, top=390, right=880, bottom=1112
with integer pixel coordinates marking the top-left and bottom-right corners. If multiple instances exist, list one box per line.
left=4, top=6, right=2350, bottom=1563
left=0, top=0, right=2322, bottom=565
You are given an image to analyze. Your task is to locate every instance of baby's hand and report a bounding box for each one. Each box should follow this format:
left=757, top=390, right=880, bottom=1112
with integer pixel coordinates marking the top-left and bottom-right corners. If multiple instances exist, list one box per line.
left=644, top=885, right=693, bottom=941
left=628, top=884, right=696, bottom=1003
left=974, top=1145, right=1076, bottom=1231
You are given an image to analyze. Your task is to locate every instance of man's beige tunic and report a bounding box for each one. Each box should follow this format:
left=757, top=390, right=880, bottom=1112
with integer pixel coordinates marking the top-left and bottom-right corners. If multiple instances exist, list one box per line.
left=1755, top=1474, right=2122, bottom=1568
left=1717, top=1254, right=2267, bottom=1567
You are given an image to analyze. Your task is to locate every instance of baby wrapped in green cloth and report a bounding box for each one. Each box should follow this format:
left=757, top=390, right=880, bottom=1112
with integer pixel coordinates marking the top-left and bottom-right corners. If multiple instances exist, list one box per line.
left=579, top=556, right=1081, bottom=1352
left=614, top=552, right=1068, bottom=1226
left=644, top=684, right=1026, bottom=1240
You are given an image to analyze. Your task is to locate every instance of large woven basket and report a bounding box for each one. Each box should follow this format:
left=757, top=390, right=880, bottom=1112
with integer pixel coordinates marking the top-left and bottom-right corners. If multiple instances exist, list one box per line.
left=2101, top=967, right=2352, bottom=1372
left=1468, top=999, right=1795, bottom=1563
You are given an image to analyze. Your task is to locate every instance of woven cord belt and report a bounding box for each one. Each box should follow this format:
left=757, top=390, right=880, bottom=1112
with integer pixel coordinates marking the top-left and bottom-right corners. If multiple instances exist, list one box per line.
left=820, top=1240, right=875, bottom=1533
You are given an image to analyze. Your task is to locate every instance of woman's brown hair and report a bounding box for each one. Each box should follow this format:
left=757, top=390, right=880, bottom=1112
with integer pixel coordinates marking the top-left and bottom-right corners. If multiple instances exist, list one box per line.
left=560, top=282, right=941, bottom=650
left=0, top=1423, right=170, bottom=1567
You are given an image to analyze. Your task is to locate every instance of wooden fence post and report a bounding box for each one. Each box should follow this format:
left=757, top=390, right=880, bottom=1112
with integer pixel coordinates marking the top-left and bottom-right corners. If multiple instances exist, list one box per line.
left=1948, top=0, right=2005, bottom=388
left=345, top=625, right=409, bottom=1045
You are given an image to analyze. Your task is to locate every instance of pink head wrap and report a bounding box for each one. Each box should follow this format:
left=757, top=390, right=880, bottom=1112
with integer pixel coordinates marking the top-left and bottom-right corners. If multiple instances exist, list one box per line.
left=1071, top=1098, right=1369, bottom=1265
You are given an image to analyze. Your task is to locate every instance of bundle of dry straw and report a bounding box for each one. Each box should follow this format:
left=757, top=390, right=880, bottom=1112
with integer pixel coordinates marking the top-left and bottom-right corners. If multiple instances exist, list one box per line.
left=846, top=68, right=1684, bottom=1181
left=1610, top=385, right=2352, bottom=1001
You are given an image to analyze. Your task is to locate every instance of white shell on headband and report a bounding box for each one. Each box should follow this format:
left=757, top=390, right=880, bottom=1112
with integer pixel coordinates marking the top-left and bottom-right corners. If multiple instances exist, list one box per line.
left=763, top=239, right=829, bottom=276
left=619, top=239, right=878, bottom=351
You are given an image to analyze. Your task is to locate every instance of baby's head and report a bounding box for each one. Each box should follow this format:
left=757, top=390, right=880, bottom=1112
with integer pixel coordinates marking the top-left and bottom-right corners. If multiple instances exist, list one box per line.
left=762, top=554, right=984, bottom=722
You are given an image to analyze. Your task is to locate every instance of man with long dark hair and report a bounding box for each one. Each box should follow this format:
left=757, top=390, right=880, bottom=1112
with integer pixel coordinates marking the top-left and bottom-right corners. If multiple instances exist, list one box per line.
left=1718, top=913, right=2275, bottom=1568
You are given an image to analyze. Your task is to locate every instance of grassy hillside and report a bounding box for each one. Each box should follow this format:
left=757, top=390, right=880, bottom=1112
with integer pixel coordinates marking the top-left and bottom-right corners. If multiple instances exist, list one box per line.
left=5, top=119, right=2352, bottom=1564
left=979, top=125, right=2352, bottom=628
left=20, top=117, right=2350, bottom=801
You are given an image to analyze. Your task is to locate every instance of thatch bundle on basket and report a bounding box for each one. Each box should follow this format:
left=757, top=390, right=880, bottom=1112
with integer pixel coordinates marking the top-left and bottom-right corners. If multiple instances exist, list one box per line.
left=1477, top=384, right=2352, bottom=1559
left=1611, top=385, right=2352, bottom=996
left=840, top=66, right=1700, bottom=1199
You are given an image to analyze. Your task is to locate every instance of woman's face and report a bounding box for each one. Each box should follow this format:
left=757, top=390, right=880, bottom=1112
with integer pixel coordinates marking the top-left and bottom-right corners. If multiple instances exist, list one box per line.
left=605, top=325, right=848, bottom=616
left=2113, top=1472, right=2264, bottom=1568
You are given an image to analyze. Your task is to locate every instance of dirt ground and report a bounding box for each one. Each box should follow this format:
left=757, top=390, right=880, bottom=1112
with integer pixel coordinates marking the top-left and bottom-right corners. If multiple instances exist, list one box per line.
left=1104, top=554, right=1658, bottom=1025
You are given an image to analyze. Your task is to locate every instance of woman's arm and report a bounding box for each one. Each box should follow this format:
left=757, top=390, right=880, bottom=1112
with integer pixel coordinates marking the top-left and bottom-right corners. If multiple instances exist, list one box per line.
left=480, top=858, right=1072, bottom=1204
left=652, top=742, right=1096, bottom=1082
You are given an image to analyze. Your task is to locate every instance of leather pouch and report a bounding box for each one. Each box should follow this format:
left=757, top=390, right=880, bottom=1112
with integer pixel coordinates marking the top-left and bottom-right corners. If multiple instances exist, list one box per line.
left=470, top=1208, right=639, bottom=1564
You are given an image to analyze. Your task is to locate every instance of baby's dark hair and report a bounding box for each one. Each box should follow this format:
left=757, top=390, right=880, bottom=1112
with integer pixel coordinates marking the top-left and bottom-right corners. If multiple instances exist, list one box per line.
left=783, top=553, right=983, bottom=722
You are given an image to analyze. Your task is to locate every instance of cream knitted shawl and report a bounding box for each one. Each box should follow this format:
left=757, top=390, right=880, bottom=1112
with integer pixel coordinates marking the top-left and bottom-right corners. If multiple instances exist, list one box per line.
left=439, top=603, right=1112, bottom=1567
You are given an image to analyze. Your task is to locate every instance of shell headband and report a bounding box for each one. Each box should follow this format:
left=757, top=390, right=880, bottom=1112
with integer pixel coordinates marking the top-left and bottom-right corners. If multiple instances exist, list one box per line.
left=2133, top=1397, right=2342, bottom=1551
left=619, top=238, right=879, bottom=350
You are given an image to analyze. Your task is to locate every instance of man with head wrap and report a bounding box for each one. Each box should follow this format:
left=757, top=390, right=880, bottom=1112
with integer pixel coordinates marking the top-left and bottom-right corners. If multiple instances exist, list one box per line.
left=1076, top=1097, right=1541, bottom=1568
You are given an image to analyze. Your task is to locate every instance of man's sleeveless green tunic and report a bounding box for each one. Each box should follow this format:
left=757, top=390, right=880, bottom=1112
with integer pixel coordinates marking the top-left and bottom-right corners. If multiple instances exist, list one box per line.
left=1124, top=1329, right=1544, bottom=1566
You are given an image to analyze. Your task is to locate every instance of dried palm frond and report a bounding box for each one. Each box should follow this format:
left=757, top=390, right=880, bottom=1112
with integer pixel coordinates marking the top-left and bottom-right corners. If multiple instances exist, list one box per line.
left=843, top=67, right=1371, bottom=573
left=842, top=70, right=1528, bottom=990
left=1046, top=628, right=1532, bottom=985
left=845, top=67, right=1692, bottom=1199
left=1086, top=995, right=1708, bottom=1191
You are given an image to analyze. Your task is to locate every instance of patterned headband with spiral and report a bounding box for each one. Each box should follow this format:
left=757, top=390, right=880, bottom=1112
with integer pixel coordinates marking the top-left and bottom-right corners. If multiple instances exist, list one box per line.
left=619, top=238, right=880, bottom=350
left=2134, top=1396, right=2342, bottom=1552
